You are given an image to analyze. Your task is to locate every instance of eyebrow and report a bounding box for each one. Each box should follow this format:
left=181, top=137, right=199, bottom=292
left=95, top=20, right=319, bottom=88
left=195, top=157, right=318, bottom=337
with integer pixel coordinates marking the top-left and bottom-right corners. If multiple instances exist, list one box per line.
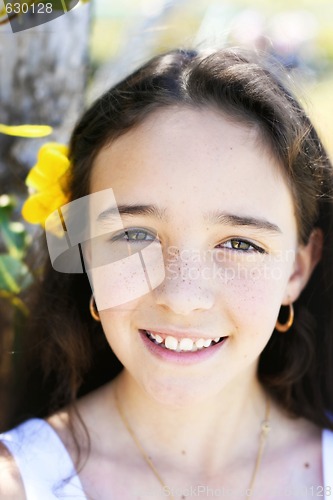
left=97, top=204, right=282, bottom=234
left=205, top=210, right=282, bottom=234
left=97, top=204, right=167, bottom=222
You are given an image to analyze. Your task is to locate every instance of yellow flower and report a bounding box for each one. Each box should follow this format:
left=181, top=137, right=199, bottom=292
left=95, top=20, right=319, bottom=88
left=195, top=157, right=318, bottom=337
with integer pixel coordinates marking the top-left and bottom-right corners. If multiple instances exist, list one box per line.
left=0, top=124, right=53, bottom=137
left=22, top=143, right=70, bottom=225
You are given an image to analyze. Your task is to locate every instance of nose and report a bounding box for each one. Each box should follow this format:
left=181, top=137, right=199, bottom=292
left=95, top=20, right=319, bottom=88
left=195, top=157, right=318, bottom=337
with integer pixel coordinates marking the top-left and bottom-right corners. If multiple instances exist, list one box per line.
left=153, top=249, right=216, bottom=315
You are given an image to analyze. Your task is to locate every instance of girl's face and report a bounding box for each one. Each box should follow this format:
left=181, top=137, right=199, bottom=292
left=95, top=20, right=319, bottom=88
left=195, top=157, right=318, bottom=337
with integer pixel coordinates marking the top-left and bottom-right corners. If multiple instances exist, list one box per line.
left=88, top=107, right=315, bottom=406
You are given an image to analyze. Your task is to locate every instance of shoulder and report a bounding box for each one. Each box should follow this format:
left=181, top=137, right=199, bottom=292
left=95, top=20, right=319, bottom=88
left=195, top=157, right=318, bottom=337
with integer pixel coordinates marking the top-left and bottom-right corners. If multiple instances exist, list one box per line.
left=0, top=418, right=52, bottom=499
left=0, top=441, right=26, bottom=499
left=0, top=417, right=87, bottom=499
left=45, top=382, right=119, bottom=456
left=45, top=383, right=125, bottom=466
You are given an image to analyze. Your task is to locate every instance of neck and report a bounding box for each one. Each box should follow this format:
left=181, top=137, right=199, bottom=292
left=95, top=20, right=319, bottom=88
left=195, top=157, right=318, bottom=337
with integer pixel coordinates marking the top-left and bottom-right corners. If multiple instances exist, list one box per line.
left=112, top=364, right=270, bottom=475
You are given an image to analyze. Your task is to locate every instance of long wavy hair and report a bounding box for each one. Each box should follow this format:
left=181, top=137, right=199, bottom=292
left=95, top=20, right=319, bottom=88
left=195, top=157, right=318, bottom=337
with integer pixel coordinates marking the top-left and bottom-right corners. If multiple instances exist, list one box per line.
left=5, top=48, right=333, bottom=438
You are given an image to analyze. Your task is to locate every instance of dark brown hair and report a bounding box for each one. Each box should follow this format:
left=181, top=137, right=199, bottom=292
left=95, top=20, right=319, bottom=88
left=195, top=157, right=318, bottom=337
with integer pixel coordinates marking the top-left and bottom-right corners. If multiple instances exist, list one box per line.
left=6, top=48, right=333, bottom=436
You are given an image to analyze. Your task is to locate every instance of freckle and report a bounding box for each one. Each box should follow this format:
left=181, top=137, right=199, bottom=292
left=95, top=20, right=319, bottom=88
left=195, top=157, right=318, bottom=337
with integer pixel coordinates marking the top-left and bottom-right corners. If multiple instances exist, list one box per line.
left=181, top=450, right=186, bottom=455
left=304, top=462, right=310, bottom=468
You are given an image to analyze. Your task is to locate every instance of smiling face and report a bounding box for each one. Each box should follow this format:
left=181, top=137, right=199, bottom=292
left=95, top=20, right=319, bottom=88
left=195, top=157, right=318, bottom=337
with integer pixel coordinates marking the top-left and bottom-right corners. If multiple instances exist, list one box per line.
left=87, top=106, right=314, bottom=406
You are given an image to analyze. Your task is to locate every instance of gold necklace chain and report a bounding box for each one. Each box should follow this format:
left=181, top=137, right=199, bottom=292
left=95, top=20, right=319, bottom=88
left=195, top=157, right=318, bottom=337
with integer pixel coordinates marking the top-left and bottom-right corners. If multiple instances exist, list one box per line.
left=114, top=388, right=271, bottom=500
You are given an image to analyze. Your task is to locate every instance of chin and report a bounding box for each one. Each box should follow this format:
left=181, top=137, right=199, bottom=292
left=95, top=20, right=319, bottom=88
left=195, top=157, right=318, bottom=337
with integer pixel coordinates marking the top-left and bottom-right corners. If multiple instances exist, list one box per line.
left=143, top=376, right=223, bottom=407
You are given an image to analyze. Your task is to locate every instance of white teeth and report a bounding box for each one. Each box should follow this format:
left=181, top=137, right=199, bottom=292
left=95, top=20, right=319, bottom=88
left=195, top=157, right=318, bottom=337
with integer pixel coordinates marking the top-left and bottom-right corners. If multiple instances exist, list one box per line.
left=164, top=336, right=178, bottom=350
left=195, top=338, right=205, bottom=349
left=179, top=338, right=194, bottom=351
left=145, top=331, right=224, bottom=352
left=148, top=331, right=163, bottom=343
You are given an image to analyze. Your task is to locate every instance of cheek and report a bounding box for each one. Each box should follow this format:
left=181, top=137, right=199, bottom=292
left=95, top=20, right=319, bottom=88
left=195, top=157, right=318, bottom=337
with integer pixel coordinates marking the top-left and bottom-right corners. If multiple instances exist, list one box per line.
left=86, top=240, right=165, bottom=312
left=88, top=258, right=149, bottom=311
left=98, top=307, right=134, bottom=361
left=219, top=256, right=292, bottom=340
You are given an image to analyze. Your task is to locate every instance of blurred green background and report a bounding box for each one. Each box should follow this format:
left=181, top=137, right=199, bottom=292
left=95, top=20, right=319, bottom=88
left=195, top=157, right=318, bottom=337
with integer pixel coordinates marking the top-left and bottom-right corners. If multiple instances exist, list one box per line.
left=90, top=0, right=333, bottom=159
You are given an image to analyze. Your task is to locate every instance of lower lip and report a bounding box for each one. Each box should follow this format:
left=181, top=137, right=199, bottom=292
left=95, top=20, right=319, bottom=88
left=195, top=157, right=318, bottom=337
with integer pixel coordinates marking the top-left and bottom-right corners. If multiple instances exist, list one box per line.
left=139, top=330, right=228, bottom=365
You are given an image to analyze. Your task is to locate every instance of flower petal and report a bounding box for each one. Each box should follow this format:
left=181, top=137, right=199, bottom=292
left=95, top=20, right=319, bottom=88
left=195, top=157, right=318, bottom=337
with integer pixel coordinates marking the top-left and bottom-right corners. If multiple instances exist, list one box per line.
left=22, top=188, right=68, bottom=224
left=36, top=144, right=70, bottom=178
left=26, top=167, right=53, bottom=191
left=0, top=124, right=53, bottom=137
left=22, top=142, right=70, bottom=226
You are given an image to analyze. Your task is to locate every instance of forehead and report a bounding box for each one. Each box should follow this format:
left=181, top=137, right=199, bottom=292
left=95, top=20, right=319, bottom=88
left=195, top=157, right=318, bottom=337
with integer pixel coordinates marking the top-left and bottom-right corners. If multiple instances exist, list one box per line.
left=90, top=107, right=294, bottom=226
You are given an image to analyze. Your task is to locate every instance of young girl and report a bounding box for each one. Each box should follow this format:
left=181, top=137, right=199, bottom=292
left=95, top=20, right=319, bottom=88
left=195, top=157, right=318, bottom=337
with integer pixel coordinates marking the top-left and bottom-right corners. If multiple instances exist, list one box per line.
left=1, top=47, right=333, bottom=499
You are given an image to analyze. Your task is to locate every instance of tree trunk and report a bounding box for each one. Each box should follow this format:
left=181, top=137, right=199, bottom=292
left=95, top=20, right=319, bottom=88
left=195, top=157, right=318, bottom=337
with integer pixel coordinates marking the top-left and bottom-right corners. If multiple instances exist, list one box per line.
left=0, top=2, right=91, bottom=194
left=0, top=2, right=90, bottom=429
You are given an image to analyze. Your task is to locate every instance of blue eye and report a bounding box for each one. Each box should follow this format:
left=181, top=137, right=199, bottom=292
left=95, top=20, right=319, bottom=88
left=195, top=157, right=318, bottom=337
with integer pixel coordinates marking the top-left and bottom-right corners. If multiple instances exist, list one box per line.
left=111, top=228, right=156, bottom=243
left=217, top=239, right=265, bottom=254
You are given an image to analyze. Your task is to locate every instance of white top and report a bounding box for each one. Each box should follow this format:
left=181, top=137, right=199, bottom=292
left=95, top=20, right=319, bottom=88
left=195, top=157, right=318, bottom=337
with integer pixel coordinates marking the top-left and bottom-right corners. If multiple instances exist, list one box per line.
left=1, top=418, right=333, bottom=499
left=0, top=419, right=86, bottom=499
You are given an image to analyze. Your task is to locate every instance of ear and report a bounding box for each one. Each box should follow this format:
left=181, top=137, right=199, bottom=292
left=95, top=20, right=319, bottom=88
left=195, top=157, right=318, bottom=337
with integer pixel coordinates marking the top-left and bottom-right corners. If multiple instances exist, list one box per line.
left=282, top=228, right=323, bottom=304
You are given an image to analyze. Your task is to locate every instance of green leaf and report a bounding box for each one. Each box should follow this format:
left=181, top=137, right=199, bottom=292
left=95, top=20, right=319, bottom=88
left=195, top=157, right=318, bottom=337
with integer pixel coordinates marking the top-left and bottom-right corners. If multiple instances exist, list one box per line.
left=0, top=219, right=29, bottom=258
left=0, top=195, right=30, bottom=257
left=0, top=194, right=16, bottom=221
left=0, top=255, right=33, bottom=293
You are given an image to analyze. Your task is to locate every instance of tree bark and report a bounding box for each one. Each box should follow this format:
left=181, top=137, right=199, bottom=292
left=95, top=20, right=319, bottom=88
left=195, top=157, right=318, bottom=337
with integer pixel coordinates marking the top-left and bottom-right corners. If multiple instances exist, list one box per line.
left=0, top=1, right=90, bottom=429
left=0, top=2, right=91, bottom=194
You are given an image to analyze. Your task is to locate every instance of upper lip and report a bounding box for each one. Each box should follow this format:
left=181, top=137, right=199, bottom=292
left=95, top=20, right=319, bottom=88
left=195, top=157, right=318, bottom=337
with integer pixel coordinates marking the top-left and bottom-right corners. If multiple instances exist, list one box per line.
left=140, top=327, right=224, bottom=341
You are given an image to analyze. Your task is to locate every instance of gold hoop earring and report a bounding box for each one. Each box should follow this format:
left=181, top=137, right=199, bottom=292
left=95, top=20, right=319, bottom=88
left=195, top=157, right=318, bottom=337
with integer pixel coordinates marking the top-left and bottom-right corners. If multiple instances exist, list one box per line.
left=275, top=303, right=294, bottom=333
left=89, top=295, right=100, bottom=322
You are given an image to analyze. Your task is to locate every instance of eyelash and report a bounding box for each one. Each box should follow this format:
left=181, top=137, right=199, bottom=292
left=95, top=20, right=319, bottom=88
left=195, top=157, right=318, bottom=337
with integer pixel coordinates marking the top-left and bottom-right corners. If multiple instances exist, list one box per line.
left=110, top=229, right=266, bottom=254
left=110, top=228, right=156, bottom=243
left=216, top=239, right=266, bottom=254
